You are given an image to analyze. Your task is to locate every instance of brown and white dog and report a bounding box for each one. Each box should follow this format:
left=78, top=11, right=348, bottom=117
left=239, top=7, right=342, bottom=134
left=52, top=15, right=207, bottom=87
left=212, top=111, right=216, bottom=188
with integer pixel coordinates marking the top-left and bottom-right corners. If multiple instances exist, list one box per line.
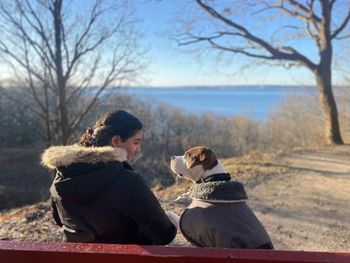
left=170, top=146, right=273, bottom=249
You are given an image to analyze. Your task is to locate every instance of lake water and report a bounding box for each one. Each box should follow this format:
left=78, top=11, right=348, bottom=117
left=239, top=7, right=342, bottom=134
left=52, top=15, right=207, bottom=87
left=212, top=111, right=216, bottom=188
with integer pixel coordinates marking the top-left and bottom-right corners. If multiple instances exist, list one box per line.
left=120, top=86, right=314, bottom=120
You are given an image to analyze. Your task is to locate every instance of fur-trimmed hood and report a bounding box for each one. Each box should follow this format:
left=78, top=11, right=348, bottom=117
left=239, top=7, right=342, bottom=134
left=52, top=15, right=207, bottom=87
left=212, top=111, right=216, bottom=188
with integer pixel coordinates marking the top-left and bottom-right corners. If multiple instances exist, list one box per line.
left=43, top=145, right=129, bottom=204
left=41, top=144, right=128, bottom=169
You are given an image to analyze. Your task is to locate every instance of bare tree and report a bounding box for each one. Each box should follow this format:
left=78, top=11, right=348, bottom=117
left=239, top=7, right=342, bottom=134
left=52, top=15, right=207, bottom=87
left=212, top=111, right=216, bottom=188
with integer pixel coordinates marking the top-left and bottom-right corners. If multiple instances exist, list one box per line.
left=0, top=0, right=146, bottom=145
left=177, top=0, right=350, bottom=145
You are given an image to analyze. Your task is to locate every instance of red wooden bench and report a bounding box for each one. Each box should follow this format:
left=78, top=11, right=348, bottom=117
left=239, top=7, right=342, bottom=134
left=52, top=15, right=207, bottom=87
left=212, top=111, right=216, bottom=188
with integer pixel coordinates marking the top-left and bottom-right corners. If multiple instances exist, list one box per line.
left=0, top=241, right=349, bottom=263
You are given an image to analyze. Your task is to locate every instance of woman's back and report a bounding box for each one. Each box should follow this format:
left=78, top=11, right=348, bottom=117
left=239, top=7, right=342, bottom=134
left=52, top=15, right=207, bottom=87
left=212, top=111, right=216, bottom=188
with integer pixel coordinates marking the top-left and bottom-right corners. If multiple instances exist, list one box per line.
left=43, top=144, right=176, bottom=244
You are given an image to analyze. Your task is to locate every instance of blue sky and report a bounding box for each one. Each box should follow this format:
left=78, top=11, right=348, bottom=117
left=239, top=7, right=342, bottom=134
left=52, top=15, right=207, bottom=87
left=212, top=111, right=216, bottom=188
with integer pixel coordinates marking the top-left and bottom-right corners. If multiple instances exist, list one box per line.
left=0, top=0, right=347, bottom=87
left=134, top=0, right=349, bottom=87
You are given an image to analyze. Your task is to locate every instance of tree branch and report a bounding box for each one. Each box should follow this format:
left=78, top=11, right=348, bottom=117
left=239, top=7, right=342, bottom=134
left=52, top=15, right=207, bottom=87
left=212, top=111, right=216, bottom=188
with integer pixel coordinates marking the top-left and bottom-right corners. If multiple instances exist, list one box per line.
left=66, top=56, right=101, bottom=104
left=0, top=40, right=45, bottom=82
left=23, top=39, right=47, bottom=113
left=284, top=0, right=321, bottom=23
left=69, top=45, right=134, bottom=132
left=22, top=0, right=56, bottom=64
left=334, top=34, right=350, bottom=40
left=194, top=0, right=317, bottom=70
left=306, top=22, right=321, bottom=48
left=331, top=9, right=350, bottom=39
left=178, top=31, right=244, bottom=45
left=275, top=0, right=321, bottom=35
left=0, top=1, right=55, bottom=74
left=64, top=1, right=124, bottom=84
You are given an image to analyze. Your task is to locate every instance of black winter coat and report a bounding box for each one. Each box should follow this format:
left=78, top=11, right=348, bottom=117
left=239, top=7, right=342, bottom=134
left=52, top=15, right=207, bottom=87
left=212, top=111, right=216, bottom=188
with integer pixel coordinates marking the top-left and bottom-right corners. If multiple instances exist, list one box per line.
left=41, top=145, right=176, bottom=245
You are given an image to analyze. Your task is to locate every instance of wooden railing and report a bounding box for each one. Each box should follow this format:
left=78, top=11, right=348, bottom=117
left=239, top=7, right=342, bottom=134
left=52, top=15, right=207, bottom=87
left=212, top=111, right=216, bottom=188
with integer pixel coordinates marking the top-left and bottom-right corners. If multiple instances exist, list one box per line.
left=0, top=241, right=349, bottom=263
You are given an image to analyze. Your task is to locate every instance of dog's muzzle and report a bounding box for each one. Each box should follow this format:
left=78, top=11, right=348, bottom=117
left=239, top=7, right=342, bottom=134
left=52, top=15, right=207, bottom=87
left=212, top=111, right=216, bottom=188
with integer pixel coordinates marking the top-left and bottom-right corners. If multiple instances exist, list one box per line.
left=170, top=157, right=183, bottom=176
left=170, top=156, right=187, bottom=178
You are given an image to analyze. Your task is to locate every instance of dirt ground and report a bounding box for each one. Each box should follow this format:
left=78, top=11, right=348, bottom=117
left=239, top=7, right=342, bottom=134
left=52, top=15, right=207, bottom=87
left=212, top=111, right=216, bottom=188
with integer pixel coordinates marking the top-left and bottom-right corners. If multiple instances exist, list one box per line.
left=158, top=145, right=350, bottom=252
left=248, top=153, right=350, bottom=252
left=1, top=145, right=349, bottom=252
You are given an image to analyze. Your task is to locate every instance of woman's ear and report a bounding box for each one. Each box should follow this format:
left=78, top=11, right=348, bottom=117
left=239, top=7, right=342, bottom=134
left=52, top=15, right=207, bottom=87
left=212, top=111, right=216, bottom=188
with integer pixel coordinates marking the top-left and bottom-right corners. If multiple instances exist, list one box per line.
left=111, top=135, right=121, bottom=147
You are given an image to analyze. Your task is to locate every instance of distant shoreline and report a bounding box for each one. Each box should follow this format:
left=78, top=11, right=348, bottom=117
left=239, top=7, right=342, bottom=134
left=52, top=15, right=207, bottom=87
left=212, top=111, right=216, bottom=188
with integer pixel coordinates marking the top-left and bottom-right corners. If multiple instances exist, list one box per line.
left=122, top=85, right=317, bottom=89
left=112, top=85, right=315, bottom=120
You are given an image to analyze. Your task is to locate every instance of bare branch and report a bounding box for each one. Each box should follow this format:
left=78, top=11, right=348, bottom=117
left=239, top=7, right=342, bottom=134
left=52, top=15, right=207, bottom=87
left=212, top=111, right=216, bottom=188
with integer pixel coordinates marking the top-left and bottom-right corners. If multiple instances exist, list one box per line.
left=22, top=0, right=56, bottom=63
left=64, top=1, right=125, bottom=84
left=334, top=34, right=350, bottom=40
left=330, top=0, right=337, bottom=10
left=0, top=1, right=55, bottom=73
left=331, top=9, right=350, bottom=39
left=281, top=8, right=310, bottom=23
left=66, top=56, right=102, bottom=104
left=178, top=31, right=244, bottom=45
left=23, top=38, right=46, bottom=113
left=284, top=0, right=321, bottom=22
left=194, top=0, right=317, bottom=70
left=250, top=2, right=280, bottom=16
left=69, top=46, right=136, bottom=132
left=285, top=0, right=309, bottom=13
left=210, top=42, right=277, bottom=60
left=272, top=0, right=321, bottom=35
left=306, top=22, right=321, bottom=48
left=60, top=11, right=70, bottom=72
left=0, top=40, right=46, bottom=82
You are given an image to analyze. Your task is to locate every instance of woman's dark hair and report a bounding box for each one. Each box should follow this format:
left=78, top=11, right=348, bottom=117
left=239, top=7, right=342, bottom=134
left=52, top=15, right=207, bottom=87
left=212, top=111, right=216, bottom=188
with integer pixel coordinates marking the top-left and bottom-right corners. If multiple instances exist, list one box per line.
left=79, top=110, right=143, bottom=147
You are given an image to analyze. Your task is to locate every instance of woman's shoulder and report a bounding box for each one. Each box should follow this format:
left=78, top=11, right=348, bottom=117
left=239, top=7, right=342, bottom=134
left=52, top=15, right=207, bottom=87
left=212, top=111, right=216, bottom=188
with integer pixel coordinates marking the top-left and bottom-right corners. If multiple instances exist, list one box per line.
left=111, top=162, right=147, bottom=185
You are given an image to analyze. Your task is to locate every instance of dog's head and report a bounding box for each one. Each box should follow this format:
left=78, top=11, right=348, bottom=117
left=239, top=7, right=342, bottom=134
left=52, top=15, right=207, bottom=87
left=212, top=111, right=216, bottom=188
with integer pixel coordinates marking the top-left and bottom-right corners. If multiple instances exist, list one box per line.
left=170, top=146, right=218, bottom=183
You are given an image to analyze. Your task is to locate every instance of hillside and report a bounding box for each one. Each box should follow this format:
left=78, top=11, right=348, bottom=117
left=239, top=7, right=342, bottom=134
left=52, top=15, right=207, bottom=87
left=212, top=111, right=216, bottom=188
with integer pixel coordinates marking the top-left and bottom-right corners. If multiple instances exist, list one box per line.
left=1, top=146, right=349, bottom=251
left=0, top=147, right=51, bottom=210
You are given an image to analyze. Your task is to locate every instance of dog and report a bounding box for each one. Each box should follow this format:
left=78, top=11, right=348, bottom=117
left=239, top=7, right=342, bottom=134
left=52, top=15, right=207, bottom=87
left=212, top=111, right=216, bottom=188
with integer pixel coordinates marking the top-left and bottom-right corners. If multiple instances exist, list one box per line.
left=170, top=146, right=273, bottom=249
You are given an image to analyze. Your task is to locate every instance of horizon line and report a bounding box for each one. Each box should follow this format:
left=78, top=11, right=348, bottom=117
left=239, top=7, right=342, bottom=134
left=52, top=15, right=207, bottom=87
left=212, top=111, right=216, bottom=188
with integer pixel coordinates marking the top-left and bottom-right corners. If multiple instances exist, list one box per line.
left=124, top=84, right=317, bottom=88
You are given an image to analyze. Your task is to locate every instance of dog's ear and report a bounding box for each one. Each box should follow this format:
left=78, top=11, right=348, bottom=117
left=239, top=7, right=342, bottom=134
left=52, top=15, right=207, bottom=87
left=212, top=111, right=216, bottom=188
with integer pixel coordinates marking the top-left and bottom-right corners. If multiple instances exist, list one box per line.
left=200, top=148, right=218, bottom=170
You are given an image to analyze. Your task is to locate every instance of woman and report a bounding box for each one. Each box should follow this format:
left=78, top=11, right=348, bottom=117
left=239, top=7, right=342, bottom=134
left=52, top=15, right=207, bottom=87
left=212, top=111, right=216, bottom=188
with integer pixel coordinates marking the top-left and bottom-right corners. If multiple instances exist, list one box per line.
left=41, top=110, right=177, bottom=244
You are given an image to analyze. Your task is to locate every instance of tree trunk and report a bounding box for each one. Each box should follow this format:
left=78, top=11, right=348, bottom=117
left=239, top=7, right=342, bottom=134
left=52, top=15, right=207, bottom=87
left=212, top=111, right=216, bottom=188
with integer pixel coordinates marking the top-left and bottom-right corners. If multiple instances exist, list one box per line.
left=53, top=0, right=70, bottom=145
left=314, top=70, right=343, bottom=145
left=315, top=2, right=343, bottom=146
